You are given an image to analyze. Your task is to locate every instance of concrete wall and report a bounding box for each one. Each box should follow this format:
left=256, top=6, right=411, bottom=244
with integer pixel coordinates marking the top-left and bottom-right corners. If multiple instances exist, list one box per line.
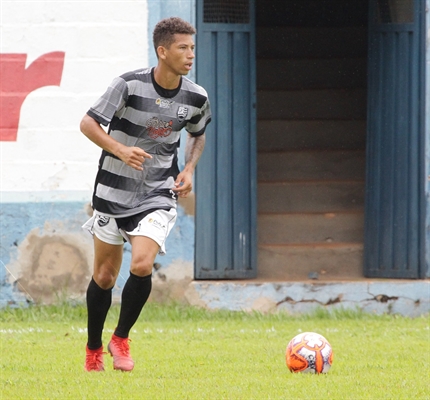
left=1, top=0, right=428, bottom=313
left=186, top=280, right=430, bottom=317
left=0, top=0, right=196, bottom=306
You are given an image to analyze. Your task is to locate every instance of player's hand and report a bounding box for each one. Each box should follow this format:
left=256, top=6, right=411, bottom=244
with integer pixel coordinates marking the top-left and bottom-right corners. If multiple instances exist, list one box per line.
left=117, top=146, right=152, bottom=171
left=172, top=170, right=193, bottom=198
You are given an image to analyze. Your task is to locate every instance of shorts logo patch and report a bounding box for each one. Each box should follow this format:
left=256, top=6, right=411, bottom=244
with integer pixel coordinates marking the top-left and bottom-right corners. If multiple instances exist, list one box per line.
left=177, top=106, right=188, bottom=123
left=148, top=217, right=166, bottom=229
left=97, top=215, right=110, bottom=227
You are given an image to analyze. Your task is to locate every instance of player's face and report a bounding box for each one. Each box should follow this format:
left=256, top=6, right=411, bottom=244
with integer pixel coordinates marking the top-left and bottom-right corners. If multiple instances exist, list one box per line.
left=162, top=34, right=195, bottom=76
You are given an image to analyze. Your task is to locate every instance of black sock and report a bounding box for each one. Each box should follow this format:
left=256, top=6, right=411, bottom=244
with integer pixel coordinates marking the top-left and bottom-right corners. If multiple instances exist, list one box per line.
left=114, top=273, right=152, bottom=338
left=86, top=277, right=112, bottom=350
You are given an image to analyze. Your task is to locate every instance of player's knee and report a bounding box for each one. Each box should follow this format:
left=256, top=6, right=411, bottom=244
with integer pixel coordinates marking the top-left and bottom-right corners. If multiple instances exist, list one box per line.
left=130, top=257, right=153, bottom=277
left=93, top=269, right=117, bottom=289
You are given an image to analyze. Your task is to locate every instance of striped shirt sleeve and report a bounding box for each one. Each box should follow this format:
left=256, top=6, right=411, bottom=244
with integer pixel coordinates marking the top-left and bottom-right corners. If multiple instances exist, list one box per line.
left=87, top=77, right=129, bottom=126
left=185, top=98, right=212, bottom=136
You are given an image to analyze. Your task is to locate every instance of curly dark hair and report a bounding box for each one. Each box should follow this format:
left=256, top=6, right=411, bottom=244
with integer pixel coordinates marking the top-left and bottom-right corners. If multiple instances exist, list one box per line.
left=153, top=17, right=196, bottom=53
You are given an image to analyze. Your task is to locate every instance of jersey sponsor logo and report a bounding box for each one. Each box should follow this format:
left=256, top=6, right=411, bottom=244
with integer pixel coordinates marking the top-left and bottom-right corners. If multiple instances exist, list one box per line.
left=97, top=215, right=110, bottom=227
left=156, top=98, right=174, bottom=108
left=177, top=106, right=188, bottom=123
left=145, top=117, right=173, bottom=139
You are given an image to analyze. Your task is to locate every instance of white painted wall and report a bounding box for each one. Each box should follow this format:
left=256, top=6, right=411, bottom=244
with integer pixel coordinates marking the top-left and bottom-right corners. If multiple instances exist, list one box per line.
left=0, top=0, right=149, bottom=201
left=0, top=0, right=198, bottom=307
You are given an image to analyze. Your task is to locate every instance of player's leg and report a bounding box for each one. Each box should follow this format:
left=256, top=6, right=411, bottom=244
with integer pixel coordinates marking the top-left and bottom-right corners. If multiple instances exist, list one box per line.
left=115, top=236, right=159, bottom=337
left=108, top=236, right=159, bottom=371
left=83, top=212, right=124, bottom=371
left=85, top=237, right=123, bottom=371
left=87, top=236, right=123, bottom=345
left=108, top=208, right=177, bottom=371
left=115, top=208, right=177, bottom=337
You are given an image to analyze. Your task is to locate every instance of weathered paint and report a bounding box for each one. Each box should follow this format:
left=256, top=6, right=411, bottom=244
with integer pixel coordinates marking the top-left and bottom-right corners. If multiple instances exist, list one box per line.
left=185, top=280, right=430, bottom=316
left=0, top=200, right=92, bottom=306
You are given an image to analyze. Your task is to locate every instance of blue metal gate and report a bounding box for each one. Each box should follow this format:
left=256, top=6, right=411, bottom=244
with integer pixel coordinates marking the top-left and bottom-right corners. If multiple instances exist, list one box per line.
left=195, top=0, right=257, bottom=279
left=365, top=0, right=426, bottom=278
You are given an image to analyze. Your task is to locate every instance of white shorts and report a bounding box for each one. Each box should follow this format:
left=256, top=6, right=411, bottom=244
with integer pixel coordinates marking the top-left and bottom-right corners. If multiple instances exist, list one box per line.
left=82, top=208, right=177, bottom=255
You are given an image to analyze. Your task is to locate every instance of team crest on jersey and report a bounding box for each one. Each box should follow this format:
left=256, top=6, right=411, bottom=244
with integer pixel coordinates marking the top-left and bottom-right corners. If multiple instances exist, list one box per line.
left=177, top=106, right=188, bottom=123
left=156, top=98, right=174, bottom=108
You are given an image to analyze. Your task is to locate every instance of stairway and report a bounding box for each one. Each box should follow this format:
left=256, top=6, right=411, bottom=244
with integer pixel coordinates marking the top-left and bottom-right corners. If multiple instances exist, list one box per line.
left=256, top=14, right=368, bottom=280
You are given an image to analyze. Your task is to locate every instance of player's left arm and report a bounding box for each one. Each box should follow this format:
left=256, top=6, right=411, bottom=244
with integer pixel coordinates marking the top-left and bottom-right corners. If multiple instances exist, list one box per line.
left=173, top=132, right=206, bottom=198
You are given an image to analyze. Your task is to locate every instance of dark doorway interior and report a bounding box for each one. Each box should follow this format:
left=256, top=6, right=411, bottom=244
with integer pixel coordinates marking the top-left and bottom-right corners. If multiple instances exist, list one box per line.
left=255, top=0, right=369, bottom=281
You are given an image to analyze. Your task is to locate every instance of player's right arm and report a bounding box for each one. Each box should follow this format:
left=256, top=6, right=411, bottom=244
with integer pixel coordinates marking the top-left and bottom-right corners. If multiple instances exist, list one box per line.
left=80, top=114, right=152, bottom=171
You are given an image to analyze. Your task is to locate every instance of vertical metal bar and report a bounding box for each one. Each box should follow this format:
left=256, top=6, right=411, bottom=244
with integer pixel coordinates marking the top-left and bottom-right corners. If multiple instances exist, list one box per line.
left=195, top=28, right=218, bottom=277
left=408, top=0, right=421, bottom=277
left=421, top=0, right=429, bottom=278
left=393, top=30, right=409, bottom=273
left=215, top=31, right=234, bottom=271
left=379, top=31, right=395, bottom=274
left=249, top=0, right=257, bottom=274
left=365, top=0, right=380, bottom=275
left=232, top=31, right=251, bottom=270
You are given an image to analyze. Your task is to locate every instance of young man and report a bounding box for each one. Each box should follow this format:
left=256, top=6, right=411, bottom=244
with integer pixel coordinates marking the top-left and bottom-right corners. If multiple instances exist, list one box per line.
left=80, top=17, right=211, bottom=372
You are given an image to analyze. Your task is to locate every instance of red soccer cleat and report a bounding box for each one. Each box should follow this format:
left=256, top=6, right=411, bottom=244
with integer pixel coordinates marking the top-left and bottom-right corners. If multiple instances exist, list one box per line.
left=84, top=345, right=105, bottom=372
left=108, top=334, right=134, bottom=371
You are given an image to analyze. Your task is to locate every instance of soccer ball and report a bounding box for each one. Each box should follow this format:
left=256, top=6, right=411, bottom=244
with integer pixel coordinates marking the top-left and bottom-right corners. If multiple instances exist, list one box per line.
left=286, top=332, right=333, bottom=374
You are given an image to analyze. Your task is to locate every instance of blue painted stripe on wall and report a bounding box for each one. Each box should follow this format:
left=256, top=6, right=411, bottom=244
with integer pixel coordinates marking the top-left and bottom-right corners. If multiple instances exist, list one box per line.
left=0, top=199, right=194, bottom=305
left=0, top=201, right=90, bottom=270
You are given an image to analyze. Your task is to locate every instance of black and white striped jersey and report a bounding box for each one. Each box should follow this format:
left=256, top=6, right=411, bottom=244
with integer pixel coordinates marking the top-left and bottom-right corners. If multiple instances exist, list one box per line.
left=87, top=67, right=211, bottom=217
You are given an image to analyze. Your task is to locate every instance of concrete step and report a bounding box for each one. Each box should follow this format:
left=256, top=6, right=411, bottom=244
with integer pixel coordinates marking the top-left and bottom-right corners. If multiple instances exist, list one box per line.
left=257, top=26, right=367, bottom=59
left=257, top=243, right=363, bottom=280
left=258, top=150, right=365, bottom=181
left=257, top=120, right=366, bottom=151
left=258, top=212, right=364, bottom=244
left=258, top=181, right=365, bottom=213
left=257, top=58, right=367, bottom=90
left=257, top=88, right=367, bottom=120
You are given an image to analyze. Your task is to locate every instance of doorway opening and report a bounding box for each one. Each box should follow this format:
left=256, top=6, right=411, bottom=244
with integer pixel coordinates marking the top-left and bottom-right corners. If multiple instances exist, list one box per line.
left=256, top=0, right=369, bottom=281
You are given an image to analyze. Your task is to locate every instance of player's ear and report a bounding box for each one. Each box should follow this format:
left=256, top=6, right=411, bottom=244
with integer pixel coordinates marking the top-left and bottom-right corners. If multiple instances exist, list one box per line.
left=157, top=46, right=167, bottom=60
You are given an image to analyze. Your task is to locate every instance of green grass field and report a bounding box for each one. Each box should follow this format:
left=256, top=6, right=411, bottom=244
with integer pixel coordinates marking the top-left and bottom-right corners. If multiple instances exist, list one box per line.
left=1, top=303, right=429, bottom=399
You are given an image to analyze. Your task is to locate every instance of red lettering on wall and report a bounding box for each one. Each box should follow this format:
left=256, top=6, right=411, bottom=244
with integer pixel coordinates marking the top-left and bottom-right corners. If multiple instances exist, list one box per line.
left=0, top=52, right=65, bottom=141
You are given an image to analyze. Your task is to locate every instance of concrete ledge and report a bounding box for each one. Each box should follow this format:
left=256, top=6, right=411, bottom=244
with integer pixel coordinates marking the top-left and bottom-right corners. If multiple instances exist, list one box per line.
left=185, top=280, right=430, bottom=317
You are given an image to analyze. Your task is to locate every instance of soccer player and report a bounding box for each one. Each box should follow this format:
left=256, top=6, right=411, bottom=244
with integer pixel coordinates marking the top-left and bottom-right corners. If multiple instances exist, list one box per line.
left=80, top=17, right=211, bottom=372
